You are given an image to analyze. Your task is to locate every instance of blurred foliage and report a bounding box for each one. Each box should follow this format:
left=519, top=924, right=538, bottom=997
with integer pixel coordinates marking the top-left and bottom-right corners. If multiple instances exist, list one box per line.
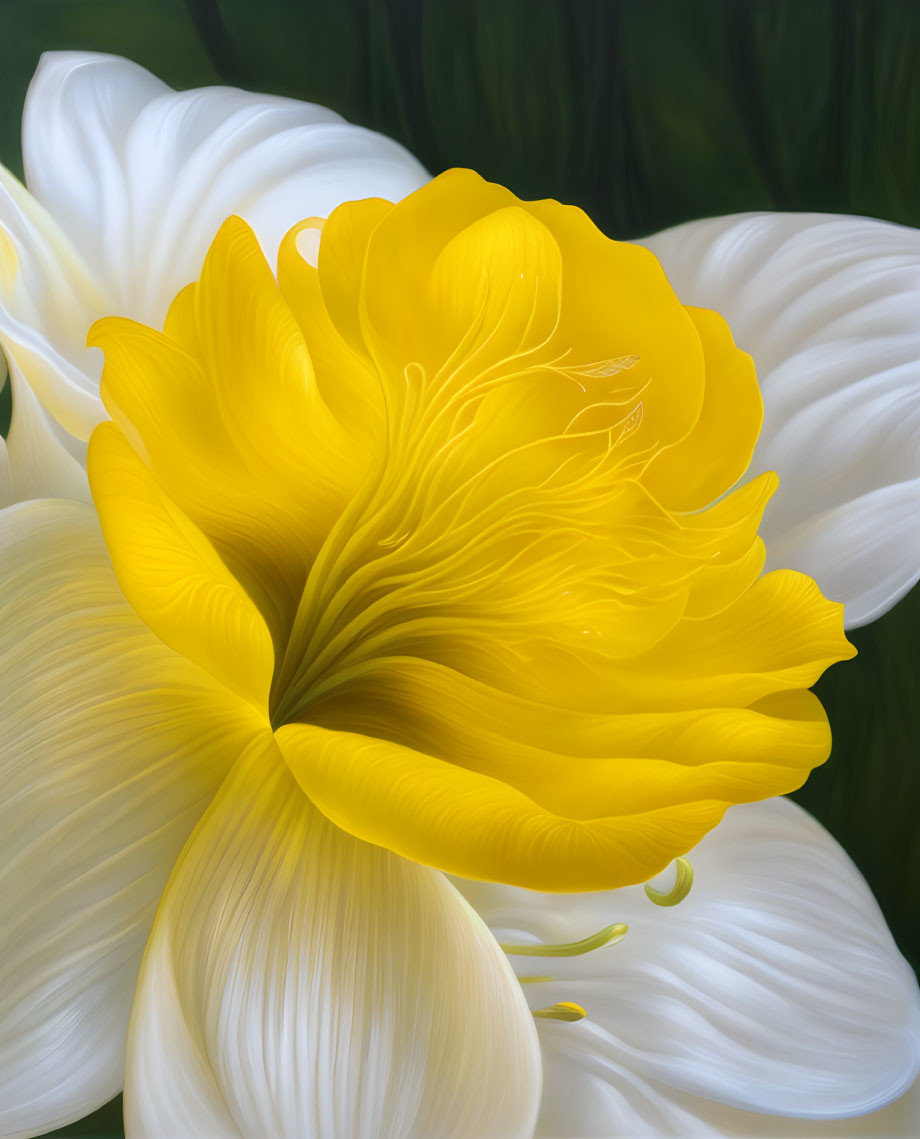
left=1, top=1, right=919, bottom=1134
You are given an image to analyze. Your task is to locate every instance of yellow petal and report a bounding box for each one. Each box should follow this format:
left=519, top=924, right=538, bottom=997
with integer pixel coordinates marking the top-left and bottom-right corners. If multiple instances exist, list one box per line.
left=93, top=216, right=371, bottom=640
left=276, top=721, right=728, bottom=891
left=643, top=306, right=763, bottom=511
left=87, top=421, right=275, bottom=712
left=278, top=216, right=385, bottom=452
left=305, top=657, right=831, bottom=819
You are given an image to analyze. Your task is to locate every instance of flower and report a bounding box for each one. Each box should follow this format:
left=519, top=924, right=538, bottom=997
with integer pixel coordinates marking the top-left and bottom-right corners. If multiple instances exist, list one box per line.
left=87, top=174, right=855, bottom=892
left=0, top=53, right=918, bottom=1139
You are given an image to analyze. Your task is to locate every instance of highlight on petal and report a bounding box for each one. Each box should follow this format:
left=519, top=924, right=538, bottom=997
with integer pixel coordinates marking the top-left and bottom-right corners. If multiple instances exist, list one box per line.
left=642, top=212, right=920, bottom=627
left=455, top=797, right=920, bottom=1137
left=0, top=498, right=265, bottom=1138
left=90, top=170, right=855, bottom=893
left=125, top=737, right=541, bottom=1139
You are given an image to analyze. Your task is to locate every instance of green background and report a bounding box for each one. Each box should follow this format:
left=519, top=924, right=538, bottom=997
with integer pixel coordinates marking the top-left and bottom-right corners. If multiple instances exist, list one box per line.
left=1, top=1, right=918, bottom=1133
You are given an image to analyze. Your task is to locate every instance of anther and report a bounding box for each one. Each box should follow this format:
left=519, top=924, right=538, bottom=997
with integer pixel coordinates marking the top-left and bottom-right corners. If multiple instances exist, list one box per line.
left=644, top=856, right=694, bottom=907
left=533, top=1002, right=587, bottom=1023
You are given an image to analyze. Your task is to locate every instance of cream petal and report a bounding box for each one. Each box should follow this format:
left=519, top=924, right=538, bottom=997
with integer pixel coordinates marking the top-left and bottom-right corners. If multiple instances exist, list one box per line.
left=125, top=738, right=541, bottom=1139
left=22, top=51, right=429, bottom=325
left=641, top=213, right=920, bottom=627
left=455, top=797, right=920, bottom=1138
left=0, top=498, right=264, bottom=1138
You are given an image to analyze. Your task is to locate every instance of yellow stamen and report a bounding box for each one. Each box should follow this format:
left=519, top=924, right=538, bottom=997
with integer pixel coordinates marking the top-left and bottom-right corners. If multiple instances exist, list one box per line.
left=533, top=1001, right=586, bottom=1022
left=500, top=921, right=627, bottom=957
left=518, top=974, right=554, bottom=985
left=644, top=856, right=694, bottom=906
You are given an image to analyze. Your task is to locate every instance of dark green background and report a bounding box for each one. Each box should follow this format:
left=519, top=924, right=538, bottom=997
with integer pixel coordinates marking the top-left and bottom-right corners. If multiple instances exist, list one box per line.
left=1, top=1, right=918, bottom=1134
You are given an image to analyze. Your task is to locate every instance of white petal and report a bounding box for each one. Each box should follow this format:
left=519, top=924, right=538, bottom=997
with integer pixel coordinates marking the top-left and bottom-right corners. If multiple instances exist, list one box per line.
left=125, top=739, right=541, bottom=1139
left=22, top=51, right=429, bottom=325
left=455, top=797, right=920, bottom=1138
left=0, top=498, right=263, bottom=1137
left=4, top=356, right=90, bottom=502
left=0, top=163, right=108, bottom=499
left=641, top=213, right=920, bottom=627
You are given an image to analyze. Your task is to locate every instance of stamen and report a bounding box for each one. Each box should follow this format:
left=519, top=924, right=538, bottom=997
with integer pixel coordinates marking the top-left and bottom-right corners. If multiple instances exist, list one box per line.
left=644, top=856, right=694, bottom=907
left=533, top=1002, right=587, bottom=1022
left=518, top=975, right=554, bottom=985
left=500, top=921, right=627, bottom=957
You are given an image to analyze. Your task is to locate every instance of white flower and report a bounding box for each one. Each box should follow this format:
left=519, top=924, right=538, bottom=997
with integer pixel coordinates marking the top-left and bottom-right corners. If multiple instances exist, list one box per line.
left=0, top=52, right=918, bottom=1139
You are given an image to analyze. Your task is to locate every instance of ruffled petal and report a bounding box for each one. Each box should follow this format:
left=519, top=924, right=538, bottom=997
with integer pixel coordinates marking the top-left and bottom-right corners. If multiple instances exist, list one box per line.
left=455, top=797, right=920, bottom=1137
left=0, top=498, right=265, bottom=1138
left=22, top=51, right=428, bottom=325
left=92, top=217, right=370, bottom=643
left=642, top=212, right=920, bottom=626
left=125, top=736, right=541, bottom=1139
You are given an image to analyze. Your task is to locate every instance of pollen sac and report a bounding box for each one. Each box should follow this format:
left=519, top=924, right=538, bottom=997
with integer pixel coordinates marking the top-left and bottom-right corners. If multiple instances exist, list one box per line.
left=87, top=169, right=855, bottom=893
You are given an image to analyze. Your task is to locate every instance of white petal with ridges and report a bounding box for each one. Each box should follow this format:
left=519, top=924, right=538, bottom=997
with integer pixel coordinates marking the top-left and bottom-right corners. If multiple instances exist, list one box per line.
left=22, top=51, right=428, bottom=324
left=455, top=797, right=920, bottom=1138
left=642, top=213, right=920, bottom=627
left=0, top=499, right=265, bottom=1138
left=125, top=738, right=541, bottom=1139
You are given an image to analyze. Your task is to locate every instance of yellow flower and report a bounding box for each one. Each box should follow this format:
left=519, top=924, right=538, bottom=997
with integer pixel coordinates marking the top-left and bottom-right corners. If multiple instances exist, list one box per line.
left=87, top=168, right=853, bottom=894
